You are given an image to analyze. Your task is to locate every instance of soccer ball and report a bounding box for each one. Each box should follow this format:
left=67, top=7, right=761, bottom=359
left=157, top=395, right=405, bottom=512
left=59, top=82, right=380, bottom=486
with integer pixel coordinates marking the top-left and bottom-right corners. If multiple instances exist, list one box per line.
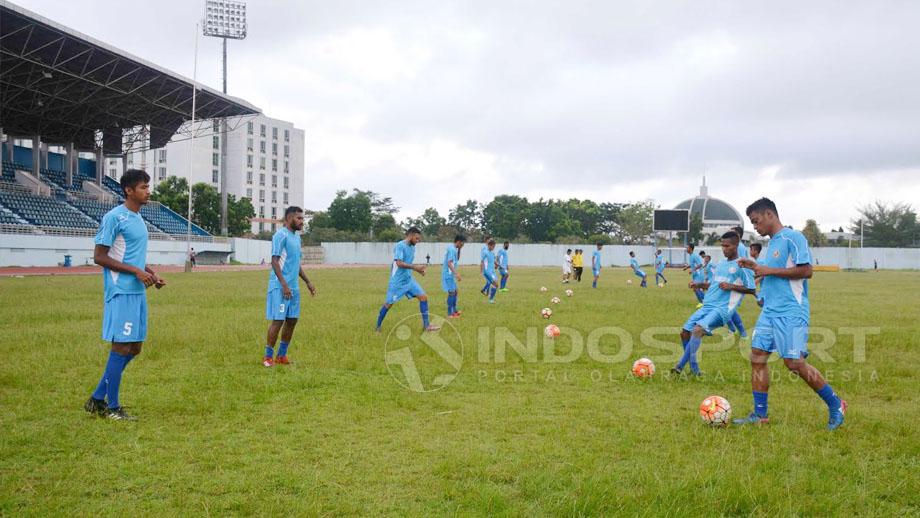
left=565, top=289, right=574, bottom=297
left=540, top=307, right=553, bottom=319
left=550, top=296, right=561, bottom=304
left=540, top=286, right=548, bottom=293
left=631, top=358, right=655, bottom=378
left=544, top=324, right=561, bottom=338
left=627, top=279, right=633, bottom=285
left=657, top=282, right=664, bottom=288
left=699, top=395, right=732, bottom=427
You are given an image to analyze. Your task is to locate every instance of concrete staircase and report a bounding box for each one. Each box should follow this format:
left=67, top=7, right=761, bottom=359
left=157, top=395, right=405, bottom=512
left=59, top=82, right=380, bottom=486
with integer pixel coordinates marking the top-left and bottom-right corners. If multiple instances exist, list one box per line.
left=303, top=246, right=325, bottom=265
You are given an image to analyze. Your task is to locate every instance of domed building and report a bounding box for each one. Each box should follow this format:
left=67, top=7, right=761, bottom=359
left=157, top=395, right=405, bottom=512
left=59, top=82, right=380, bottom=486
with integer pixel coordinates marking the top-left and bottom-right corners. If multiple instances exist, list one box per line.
left=673, top=178, right=745, bottom=237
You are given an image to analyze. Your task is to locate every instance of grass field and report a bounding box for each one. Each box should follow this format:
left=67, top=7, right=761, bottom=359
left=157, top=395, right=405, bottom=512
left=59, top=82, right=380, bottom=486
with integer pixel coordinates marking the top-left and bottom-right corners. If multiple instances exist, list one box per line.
left=1, top=266, right=918, bottom=516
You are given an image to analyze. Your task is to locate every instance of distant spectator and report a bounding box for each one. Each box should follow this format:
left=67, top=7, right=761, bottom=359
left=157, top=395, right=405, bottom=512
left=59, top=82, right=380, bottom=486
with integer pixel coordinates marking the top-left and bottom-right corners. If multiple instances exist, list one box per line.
left=426, top=253, right=431, bottom=265
left=189, top=248, right=197, bottom=268
left=874, top=259, right=878, bottom=271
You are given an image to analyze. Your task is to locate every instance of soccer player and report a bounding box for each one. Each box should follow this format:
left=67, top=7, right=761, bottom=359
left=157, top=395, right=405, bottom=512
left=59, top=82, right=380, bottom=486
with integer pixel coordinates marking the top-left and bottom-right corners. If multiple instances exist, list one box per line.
left=562, top=249, right=573, bottom=283
left=683, top=244, right=704, bottom=304
left=481, top=239, right=499, bottom=303
left=376, top=227, right=440, bottom=332
left=84, top=169, right=165, bottom=421
left=497, top=241, right=510, bottom=291
left=479, top=236, right=492, bottom=295
left=749, top=242, right=765, bottom=307
left=733, top=198, right=846, bottom=430
left=443, top=235, right=465, bottom=317
left=573, top=249, right=584, bottom=282
left=725, top=225, right=749, bottom=337
left=591, top=243, right=603, bottom=288
left=654, top=249, right=668, bottom=285
left=263, top=206, right=317, bottom=367
left=628, top=251, right=648, bottom=287
left=671, top=232, right=755, bottom=376
left=701, top=252, right=713, bottom=282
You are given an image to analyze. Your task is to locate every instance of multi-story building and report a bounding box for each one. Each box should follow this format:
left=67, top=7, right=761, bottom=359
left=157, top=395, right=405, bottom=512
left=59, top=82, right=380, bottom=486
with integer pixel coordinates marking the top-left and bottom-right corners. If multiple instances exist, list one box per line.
left=112, top=114, right=305, bottom=234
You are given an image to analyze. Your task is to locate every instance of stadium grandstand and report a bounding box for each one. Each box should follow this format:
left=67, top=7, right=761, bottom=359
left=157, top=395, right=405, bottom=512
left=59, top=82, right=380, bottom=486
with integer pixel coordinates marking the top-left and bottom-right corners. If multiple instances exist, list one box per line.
left=0, top=0, right=260, bottom=255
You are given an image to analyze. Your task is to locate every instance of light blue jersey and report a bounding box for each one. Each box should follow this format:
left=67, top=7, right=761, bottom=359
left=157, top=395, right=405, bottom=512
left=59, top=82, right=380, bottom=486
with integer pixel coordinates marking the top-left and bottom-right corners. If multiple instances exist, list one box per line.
left=390, top=240, right=416, bottom=288
left=482, top=248, right=496, bottom=275
left=480, top=244, right=488, bottom=263
left=701, top=258, right=755, bottom=318
left=591, top=250, right=602, bottom=272
left=760, top=228, right=811, bottom=321
left=630, top=258, right=640, bottom=272
left=443, top=246, right=459, bottom=279
left=655, top=255, right=666, bottom=273
left=95, top=204, right=149, bottom=301
left=737, top=241, right=749, bottom=259
left=689, top=253, right=704, bottom=281
left=268, top=226, right=302, bottom=292
left=497, top=248, right=508, bottom=270
left=703, top=261, right=715, bottom=281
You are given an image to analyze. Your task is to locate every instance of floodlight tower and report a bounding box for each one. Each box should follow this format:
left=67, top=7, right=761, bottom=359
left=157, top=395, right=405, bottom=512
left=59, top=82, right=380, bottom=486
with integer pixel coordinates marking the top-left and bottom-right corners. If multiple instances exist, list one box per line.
left=203, top=0, right=247, bottom=236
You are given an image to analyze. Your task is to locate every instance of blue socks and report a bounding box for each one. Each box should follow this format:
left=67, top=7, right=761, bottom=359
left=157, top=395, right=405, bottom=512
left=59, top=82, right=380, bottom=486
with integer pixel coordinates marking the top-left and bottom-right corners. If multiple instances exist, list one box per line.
left=676, top=335, right=702, bottom=373
left=695, top=290, right=704, bottom=303
left=753, top=390, right=769, bottom=417
left=489, top=286, right=497, bottom=301
left=816, top=384, right=841, bottom=411
left=265, top=345, right=274, bottom=358
left=500, top=275, right=508, bottom=289
left=420, top=300, right=429, bottom=328
left=97, top=350, right=132, bottom=409
left=278, top=341, right=289, bottom=357
left=447, top=293, right=458, bottom=314
left=592, top=279, right=597, bottom=288
left=481, top=279, right=490, bottom=293
left=731, top=312, right=746, bottom=336
left=376, top=305, right=389, bottom=329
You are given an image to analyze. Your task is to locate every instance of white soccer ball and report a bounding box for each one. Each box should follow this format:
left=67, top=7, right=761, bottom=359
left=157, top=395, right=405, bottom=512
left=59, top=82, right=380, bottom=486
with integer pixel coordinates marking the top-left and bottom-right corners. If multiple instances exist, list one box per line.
left=540, top=307, right=553, bottom=319
left=550, top=296, right=561, bottom=304
left=627, top=279, right=633, bottom=285
left=700, top=396, right=733, bottom=427
left=565, top=289, right=574, bottom=297
left=540, top=286, right=548, bottom=293
left=657, top=282, right=664, bottom=288
left=544, top=324, right=561, bottom=338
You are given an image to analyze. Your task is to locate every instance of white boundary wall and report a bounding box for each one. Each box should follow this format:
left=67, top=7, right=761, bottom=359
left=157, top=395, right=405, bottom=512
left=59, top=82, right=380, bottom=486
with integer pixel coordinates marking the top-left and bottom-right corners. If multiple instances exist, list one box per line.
left=0, top=234, right=275, bottom=267
left=322, top=242, right=920, bottom=270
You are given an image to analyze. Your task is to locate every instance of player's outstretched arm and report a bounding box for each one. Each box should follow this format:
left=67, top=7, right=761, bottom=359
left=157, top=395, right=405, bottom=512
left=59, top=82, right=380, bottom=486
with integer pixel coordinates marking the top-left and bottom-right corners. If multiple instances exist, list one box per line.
left=299, top=266, right=316, bottom=296
left=94, top=244, right=154, bottom=287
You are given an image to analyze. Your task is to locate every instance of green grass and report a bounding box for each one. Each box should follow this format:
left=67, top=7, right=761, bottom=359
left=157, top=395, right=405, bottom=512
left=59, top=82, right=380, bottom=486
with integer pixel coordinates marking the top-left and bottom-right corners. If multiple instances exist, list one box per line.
left=1, top=266, right=918, bottom=516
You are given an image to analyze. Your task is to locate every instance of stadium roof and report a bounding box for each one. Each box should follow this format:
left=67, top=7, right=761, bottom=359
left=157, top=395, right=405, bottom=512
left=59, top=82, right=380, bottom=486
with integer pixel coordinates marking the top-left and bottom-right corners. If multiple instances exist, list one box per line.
left=673, top=179, right=744, bottom=226
left=0, top=0, right=260, bottom=151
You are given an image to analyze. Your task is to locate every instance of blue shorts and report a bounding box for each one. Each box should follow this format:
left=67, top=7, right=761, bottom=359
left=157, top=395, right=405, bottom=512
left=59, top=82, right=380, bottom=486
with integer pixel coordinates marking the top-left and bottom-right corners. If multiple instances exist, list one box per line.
left=682, top=307, right=726, bottom=334
left=498, top=267, right=508, bottom=276
left=634, top=270, right=646, bottom=278
left=386, top=278, right=425, bottom=304
left=103, top=293, right=148, bottom=342
left=592, top=268, right=601, bottom=277
left=442, top=275, right=457, bottom=293
left=752, top=315, right=809, bottom=359
left=266, top=289, right=301, bottom=320
left=483, top=272, right=496, bottom=284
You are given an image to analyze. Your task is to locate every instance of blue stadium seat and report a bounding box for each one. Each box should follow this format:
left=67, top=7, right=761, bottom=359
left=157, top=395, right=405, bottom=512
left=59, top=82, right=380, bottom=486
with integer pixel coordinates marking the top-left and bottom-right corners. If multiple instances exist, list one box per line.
left=0, top=190, right=97, bottom=229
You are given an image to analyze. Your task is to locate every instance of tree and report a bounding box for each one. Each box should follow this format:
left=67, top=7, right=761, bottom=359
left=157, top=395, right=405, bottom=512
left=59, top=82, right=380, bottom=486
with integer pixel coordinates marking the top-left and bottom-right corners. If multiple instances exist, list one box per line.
left=616, top=201, right=655, bottom=244
left=802, top=219, right=827, bottom=247
left=850, top=201, right=919, bottom=247
left=309, top=211, right=334, bottom=231
left=190, top=183, right=220, bottom=233
left=448, top=200, right=482, bottom=233
left=522, top=199, right=580, bottom=243
left=598, top=202, right=624, bottom=235
left=372, top=213, right=398, bottom=236
left=481, top=195, right=529, bottom=238
left=561, top=198, right=603, bottom=237
left=684, top=213, right=704, bottom=245
left=409, top=207, right=446, bottom=236
left=227, top=194, right=255, bottom=236
left=150, top=176, right=190, bottom=218
left=327, top=189, right=372, bottom=233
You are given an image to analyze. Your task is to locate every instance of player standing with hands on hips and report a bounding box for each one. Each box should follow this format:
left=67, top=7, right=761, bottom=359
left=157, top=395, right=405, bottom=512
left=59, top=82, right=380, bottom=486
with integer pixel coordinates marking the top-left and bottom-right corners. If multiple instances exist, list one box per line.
left=263, top=206, right=316, bottom=367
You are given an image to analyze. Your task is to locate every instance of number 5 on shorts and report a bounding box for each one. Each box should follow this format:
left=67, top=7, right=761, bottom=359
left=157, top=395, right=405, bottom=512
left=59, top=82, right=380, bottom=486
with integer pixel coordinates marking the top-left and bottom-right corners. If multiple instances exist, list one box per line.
left=123, top=322, right=133, bottom=336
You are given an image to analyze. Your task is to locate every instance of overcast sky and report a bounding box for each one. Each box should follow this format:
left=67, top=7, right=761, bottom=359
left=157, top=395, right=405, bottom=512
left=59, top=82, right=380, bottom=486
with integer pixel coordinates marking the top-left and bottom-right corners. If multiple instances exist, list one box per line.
left=16, top=0, right=920, bottom=231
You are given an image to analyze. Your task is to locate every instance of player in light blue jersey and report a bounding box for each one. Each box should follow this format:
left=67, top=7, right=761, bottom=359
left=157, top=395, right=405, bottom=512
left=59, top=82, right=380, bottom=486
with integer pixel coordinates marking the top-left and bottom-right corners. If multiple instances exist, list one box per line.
left=263, top=206, right=317, bottom=367
left=726, top=225, right=750, bottom=337
left=497, top=241, right=510, bottom=292
left=376, top=227, right=440, bottom=332
left=442, top=234, right=466, bottom=318
left=683, top=244, right=705, bottom=304
left=701, top=252, right=714, bottom=282
left=734, top=198, right=846, bottom=430
left=479, top=236, right=492, bottom=295
left=85, top=170, right=165, bottom=421
left=654, top=249, right=668, bottom=285
left=481, top=239, right=499, bottom=303
left=671, top=232, right=755, bottom=376
left=749, top=242, right=765, bottom=306
left=591, top=243, right=603, bottom=288
left=628, top=251, right=647, bottom=287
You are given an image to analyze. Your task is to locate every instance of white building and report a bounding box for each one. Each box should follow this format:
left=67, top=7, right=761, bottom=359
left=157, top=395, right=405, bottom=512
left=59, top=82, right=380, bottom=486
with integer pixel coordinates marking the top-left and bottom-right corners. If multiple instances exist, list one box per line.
left=112, top=114, right=305, bottom=234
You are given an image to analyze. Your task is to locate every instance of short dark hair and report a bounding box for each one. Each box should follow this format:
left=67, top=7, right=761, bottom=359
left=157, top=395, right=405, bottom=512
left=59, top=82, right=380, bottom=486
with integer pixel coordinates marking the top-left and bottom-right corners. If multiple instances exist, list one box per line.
left=406, top=226, right=421, bottom=235
left=284, top=206, right=303, bottom=219
left=750, top=243, right=763, bottom=253
left=687, top=243, right=696, bottom=251
left=733, top=225, right=743, bottom=235
left=454, top=234, right=467, bottom=243
left=596, top=242, right=603, bottom=246
left=120, top=169, right=150, bottom=194
left=567, top=248, right=572, bottom=253
left=629, top=251, right=635, bottom=256
left=721, top=231, right=740, bottom=242
left=746, top=197, right=778, bottom=217
left=699, top=251, right=706, bottom=256
left=503, top=241, right=509, bottom=246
